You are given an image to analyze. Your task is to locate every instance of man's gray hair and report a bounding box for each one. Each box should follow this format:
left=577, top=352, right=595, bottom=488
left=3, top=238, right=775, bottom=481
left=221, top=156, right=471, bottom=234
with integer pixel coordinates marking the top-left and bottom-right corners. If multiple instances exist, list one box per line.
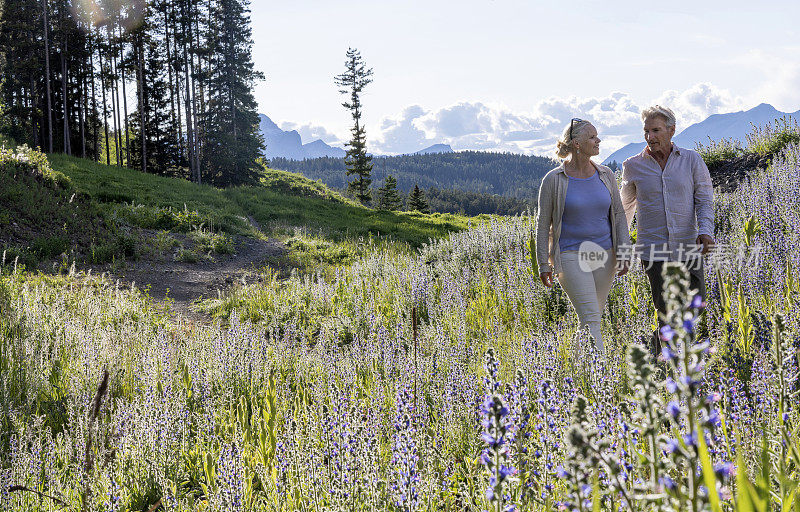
left=641, top=105, right=677, bottom=128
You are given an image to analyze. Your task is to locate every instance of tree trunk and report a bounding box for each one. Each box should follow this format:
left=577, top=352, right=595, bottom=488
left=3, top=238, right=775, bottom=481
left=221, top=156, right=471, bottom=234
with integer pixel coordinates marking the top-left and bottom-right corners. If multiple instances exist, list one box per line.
left=90, top=37, right=99, bottom=161
left=42, top=0, right=53, bottom=153
left=137, top=33, right=147, bottom=174
left=171, top=1, right=184, bottom=160
left=98, top=38, right=110, bottom=165
left=29, top=76, right=39, bottom=149
left=109, top=28, right=122, bottom=166
left=187, top=9, right=201, bottom=181
left=181, top=6, right=198, bottom=184
left=117, top=23, right=130, bottom=167
left=61, top=46, right=70, bottom=155
left=194, top=12, right=206, bottom=156
left=175, top=47, right=184, bottom=161
left=164, top=7, right=178, bottom=159
left=79, top=60, right=86, bottom=158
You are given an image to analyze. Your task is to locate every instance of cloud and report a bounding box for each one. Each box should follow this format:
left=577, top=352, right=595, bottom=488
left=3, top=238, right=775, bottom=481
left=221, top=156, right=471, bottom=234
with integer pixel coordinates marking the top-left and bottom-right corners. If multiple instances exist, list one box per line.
left=370, top=83, right=746, bottom=158
left=374, top=105, right=431, bottom=154
left=735, top=48, right=800, bottom=113
left=654, top=82, right=746, bottom=128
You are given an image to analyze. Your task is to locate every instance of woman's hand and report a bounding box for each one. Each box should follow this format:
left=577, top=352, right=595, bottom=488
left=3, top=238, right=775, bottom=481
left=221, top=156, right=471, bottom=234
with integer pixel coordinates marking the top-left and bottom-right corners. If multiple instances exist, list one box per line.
left=616, top=261, right=630, bottom=277
left=540, top=272, right=553, bottom=288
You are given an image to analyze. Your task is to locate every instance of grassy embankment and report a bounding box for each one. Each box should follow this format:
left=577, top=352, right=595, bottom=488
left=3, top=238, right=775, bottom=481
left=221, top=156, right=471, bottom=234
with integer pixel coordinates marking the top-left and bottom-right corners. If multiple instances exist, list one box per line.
left=2, top=147, right=473, bottom=271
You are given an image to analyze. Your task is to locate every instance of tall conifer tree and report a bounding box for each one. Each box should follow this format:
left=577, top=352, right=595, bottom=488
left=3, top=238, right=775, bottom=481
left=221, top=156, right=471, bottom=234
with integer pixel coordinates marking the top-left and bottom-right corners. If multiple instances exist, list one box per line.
left=408, top=184, right=430, bottom=214
left=377, top=175, right=402, bottom=211
left=128, top=2, right=176, bottom=175
left=334, top=47, right=373, bottom=204
left=201, top=0, right=264, bottom=186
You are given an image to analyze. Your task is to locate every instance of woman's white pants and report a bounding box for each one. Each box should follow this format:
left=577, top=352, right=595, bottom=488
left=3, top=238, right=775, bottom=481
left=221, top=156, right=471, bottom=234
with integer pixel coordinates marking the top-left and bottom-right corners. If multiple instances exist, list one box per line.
left=557, top=249, right=617, bottom=352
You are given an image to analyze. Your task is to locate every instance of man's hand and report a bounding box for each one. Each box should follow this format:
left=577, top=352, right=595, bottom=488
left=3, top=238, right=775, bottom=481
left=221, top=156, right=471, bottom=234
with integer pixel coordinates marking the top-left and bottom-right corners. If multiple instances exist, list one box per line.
left=696, top=234, right=715, bottom=255
left=540, top=272, right=553, bottom=288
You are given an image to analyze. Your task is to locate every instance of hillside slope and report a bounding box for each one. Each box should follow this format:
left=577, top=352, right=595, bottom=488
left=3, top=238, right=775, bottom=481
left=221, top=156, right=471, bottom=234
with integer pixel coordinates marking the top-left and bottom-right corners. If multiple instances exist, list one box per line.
left=2, top=148, right=469, bottom=272
left=47, top=153, right=468, bottom=249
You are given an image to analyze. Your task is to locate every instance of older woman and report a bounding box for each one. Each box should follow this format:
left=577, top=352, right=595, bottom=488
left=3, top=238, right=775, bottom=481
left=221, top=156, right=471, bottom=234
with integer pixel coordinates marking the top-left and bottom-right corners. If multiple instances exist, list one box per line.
left=535, top=119, right=630, bottom=351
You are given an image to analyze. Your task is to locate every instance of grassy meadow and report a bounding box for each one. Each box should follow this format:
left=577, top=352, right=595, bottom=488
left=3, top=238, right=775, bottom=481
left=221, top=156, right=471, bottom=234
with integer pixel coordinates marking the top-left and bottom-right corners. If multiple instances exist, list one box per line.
left=1, top=122, right=800, bottom=511
left=47, top=153, right=472, bottom=270
left=3, top=145, right=473, bottom=273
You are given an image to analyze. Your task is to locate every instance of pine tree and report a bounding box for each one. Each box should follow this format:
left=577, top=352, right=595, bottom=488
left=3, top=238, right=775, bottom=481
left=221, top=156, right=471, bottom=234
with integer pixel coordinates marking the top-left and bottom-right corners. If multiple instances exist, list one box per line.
left=128, top=1, right=178, bottom=175
left=201, top=0, right=264, bottom=186
left=42, top=0, right=53, bottom=152
left=407, top=184, right=430, bottom=214
left=377, top=175, right=402, bottom=211
left=0, top=0, right=263, bottom=183
left=0, top=0, right=43, bottom=146
left=334, top=47, right=373, bottom=204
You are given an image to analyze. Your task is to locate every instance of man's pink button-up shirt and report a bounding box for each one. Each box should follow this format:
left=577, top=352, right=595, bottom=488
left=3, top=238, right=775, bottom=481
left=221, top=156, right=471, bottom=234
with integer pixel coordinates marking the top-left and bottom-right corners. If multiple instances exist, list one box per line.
left=620, top=144, right=714, bottom=261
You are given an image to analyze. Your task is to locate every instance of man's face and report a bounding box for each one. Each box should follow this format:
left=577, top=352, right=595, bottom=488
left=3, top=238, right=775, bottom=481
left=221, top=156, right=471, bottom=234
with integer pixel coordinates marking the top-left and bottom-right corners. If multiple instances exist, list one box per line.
left=643, top=117, right=676, bottom=152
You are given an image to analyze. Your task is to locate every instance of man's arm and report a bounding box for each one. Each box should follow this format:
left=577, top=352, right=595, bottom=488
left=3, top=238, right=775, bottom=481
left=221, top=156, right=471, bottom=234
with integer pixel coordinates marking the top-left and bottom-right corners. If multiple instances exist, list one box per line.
left=620, top=161, right=638, bottom=230
left=692, top=153, right=714, bottom=237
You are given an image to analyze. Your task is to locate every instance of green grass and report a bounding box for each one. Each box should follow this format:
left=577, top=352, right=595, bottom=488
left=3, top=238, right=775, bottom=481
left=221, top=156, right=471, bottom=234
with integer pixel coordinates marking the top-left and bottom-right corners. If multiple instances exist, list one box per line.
left=47, top=153, right=256, bottom=236
left=45, top=153, right=470, bottom=269
left=0, top=145, right=119, bottom=268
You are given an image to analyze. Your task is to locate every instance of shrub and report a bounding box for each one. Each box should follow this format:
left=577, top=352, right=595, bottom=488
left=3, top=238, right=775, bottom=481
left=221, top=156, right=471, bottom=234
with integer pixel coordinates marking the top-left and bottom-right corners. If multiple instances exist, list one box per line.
left=111, top=203, right=208, bottom=232
left=746, top=116, right=800, bottom=156
left=190, top=228, right=234, bottom=255
left=89, top=233, right=138, bottom=264
left=30, top=236, right=69, bottom=261
left=695, top=137, right=744, bottom=170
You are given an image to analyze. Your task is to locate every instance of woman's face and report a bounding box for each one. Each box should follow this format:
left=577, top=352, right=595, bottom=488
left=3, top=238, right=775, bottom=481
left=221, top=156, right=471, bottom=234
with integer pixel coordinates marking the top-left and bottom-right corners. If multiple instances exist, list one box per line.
left=575, top=125, right=601, bottom=157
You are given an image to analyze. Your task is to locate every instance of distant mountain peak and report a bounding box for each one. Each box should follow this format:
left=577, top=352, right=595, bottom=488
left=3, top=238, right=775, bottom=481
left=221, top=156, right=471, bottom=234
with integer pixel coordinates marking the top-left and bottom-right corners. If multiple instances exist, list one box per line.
left=259, top=113, right=345, bottom=160
left=414, top=143, right=454, bottom=155
left=750, top=102, right=778, bottom=112
left=258, top=113, right=282, bottom=135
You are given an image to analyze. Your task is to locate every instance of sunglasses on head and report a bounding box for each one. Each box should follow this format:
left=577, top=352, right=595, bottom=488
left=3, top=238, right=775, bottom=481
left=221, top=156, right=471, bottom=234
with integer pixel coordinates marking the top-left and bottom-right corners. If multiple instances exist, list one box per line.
left=569, top=118, right=583, bottom=141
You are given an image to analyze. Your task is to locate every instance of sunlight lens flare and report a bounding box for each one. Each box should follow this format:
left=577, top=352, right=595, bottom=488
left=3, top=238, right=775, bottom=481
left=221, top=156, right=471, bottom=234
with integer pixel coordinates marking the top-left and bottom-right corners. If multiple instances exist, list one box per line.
left=70, top=0, right=146, bottom=33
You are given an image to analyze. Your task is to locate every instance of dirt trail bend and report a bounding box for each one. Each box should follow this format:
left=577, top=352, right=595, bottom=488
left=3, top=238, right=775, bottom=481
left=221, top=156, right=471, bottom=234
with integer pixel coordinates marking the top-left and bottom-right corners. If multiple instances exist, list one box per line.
left=105, top=235, right=284, bottom=324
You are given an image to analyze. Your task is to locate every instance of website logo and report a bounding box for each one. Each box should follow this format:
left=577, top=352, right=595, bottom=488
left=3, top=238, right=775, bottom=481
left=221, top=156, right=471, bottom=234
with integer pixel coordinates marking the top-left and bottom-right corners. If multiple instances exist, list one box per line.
left=578, top=241, right=608, bottom=272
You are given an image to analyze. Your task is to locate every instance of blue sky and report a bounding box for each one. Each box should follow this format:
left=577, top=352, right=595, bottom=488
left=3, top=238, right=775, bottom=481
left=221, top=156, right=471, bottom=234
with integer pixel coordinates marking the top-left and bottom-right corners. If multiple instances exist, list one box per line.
left=249, top=0, right=800, bottom=158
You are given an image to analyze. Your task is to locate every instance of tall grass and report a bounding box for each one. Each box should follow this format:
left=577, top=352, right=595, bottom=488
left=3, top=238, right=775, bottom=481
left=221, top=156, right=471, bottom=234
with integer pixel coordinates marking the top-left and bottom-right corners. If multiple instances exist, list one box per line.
left=1, top=140, right=799, bottom=510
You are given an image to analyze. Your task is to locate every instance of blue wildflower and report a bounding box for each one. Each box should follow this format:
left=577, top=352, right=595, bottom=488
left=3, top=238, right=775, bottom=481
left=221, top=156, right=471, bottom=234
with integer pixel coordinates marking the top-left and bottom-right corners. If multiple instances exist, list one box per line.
left=667, top=401, right=681, bottom=421
left=714, top=462, right=734, bottom=480
left=659, top=476, right=677, bottom=492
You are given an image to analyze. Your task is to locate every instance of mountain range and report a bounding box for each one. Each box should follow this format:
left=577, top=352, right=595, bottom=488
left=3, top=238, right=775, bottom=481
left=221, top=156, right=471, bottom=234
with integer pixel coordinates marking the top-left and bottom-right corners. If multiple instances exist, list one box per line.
left=603, top=103, right=800, bottom=164
left=261, top=104, right=798, bottom=163
left=259, top=114, right=346, bottom=160
left=259, top=115, right=455, bottom=160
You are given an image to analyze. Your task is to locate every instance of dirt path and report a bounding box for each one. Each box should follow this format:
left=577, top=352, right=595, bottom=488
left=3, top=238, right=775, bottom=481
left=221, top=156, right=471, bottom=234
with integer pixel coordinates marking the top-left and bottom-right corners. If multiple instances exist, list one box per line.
left=98, top=234, right=285, bottom=324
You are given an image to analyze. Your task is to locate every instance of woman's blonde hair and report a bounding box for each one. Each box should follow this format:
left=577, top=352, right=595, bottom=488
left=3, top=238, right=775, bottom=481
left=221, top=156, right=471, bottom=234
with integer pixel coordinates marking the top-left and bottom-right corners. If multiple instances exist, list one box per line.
left=556, top=118, right=592, bottom=159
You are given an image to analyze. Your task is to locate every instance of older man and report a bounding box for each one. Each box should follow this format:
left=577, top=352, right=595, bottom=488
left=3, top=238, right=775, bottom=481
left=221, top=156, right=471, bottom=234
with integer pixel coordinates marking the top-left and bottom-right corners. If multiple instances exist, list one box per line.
left=620, top=105, right=715, bottom=356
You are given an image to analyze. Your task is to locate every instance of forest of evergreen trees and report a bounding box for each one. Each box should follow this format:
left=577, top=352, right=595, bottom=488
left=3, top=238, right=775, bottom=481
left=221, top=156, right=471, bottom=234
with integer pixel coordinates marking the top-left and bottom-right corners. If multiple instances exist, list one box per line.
left=0, top=0, right=264, bottom=186
left=270, top=151, right=558, bottom=201
left=426, top=187, right=531, bottom=216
